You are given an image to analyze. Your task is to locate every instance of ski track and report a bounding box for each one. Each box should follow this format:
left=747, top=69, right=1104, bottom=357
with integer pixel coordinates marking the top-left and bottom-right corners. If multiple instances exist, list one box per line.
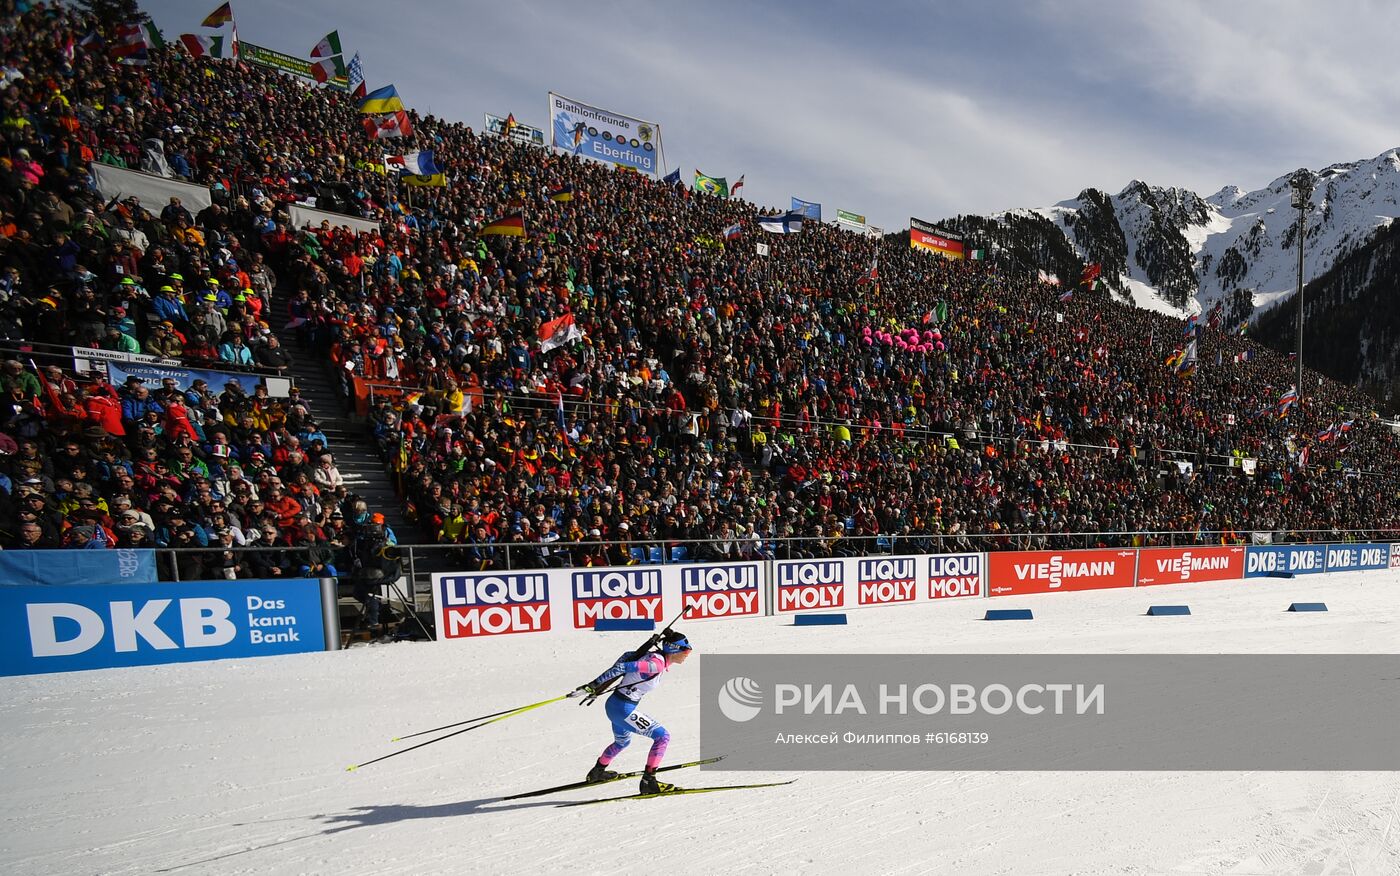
left=2, top=571, right=1399, bottom=875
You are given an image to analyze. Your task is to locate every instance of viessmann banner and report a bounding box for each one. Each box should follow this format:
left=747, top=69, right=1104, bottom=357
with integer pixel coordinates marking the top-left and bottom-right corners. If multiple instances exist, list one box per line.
left=1135, top=546, right=1245, bottom=586
left=987, top=548, right=1137, bottom=596
left=548, top=92, right=662, bottom=176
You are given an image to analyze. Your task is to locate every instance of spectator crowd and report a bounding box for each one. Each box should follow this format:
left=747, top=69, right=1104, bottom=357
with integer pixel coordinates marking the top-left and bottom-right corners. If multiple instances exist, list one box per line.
left=1, top=2, right=1397, bottom=574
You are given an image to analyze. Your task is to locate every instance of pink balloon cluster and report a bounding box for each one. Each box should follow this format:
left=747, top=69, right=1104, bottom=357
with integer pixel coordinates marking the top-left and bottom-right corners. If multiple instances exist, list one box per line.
left=861, top=324, right=944, bottom=354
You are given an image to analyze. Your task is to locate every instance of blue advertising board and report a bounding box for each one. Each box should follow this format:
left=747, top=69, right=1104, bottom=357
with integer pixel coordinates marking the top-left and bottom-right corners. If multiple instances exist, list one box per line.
left=791, top=197, right=822, bottom=221
left=0, top=548, right=156, bottom=588
left=0, top=578, right=325, bottom=676
left=1244, top=544, right=1327, bottom=577
left=105, top=360, right=264, bottom=396
left=1323, top=543, right=1391, bottom=572
left=549, top=92, right=662, bottom=176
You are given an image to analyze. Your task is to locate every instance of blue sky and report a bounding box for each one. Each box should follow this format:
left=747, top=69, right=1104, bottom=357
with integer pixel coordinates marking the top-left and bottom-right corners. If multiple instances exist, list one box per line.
left=142, top=0, right=1400, bottom=230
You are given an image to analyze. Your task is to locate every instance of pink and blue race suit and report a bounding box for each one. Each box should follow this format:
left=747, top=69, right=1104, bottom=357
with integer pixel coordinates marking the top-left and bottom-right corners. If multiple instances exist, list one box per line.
left=591, top=653, right=671, bottom=770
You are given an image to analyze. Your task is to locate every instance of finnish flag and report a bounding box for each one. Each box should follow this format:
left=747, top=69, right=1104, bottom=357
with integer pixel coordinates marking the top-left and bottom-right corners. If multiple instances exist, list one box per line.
left=758, top=211, right=805, bottom=234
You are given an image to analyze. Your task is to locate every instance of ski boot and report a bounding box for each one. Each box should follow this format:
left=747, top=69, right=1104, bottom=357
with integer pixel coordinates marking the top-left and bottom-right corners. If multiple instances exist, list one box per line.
left=639, top=770, right=678, bottom=795
left=586, top=760, right=618, bottom=783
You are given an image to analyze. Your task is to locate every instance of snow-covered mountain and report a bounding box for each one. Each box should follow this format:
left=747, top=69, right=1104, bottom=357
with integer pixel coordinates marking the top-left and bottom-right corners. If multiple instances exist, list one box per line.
left=949, top=147, right=1400, bottom=402
left=984, top=147, right=1400, bottom=316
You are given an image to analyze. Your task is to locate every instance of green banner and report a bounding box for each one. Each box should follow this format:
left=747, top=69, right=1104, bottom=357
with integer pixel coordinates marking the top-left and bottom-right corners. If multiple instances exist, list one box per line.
left=240, top=41, right=347, bottom=90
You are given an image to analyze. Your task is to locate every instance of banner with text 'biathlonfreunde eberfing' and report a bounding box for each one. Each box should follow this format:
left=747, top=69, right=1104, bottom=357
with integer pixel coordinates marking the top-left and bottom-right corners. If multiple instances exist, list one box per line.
left=548, top=92, right=662, bottom=176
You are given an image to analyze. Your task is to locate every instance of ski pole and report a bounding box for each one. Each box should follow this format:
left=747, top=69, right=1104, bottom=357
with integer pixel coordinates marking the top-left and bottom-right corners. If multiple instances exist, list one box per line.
left=391, top=702, right=533, bottom=742
left=347, top=694, right=569, bottom=772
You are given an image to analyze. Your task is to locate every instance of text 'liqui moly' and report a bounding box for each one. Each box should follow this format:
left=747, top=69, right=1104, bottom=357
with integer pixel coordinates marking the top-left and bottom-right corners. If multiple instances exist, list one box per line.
left=681, top=564, right=760, bottom=619
left=857, top=557, right=918, bottom=605
left=571, top=569, right=662, bottom=628
left=438, top=574, right=551, bottom=638
left=777, top=560, right=844, bottom=612
left=928, top=553, right=983, bottom=599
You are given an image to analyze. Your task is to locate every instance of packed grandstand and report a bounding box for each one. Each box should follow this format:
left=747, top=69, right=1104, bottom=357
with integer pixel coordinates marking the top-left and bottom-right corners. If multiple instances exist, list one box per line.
left=1, top=2, right=1397, bottom=583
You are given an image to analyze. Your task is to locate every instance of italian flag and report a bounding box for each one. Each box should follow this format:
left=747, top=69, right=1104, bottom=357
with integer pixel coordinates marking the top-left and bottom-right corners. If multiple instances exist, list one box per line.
left=310, top=31, right=342, bottom=59
left=310, top=54, right=346, bottom=83
left=180, top=33, right=230, bottom=59
left=180, top=33, right=232, bottom=58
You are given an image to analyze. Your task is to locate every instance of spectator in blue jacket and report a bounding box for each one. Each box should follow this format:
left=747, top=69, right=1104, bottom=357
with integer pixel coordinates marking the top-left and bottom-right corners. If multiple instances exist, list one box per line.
left=219, top=335, right=254, bottom=368
left=151, top=285, right=188, bottom=323
left=120, top=383, right=164, bottom=428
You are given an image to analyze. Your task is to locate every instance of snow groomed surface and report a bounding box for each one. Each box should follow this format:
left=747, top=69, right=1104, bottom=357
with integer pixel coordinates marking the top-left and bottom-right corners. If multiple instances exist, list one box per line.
left=3, top=569, right=1399, bottom=875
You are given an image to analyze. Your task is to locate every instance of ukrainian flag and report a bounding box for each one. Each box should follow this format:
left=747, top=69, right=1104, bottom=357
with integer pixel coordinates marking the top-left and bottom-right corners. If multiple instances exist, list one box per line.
left=402, top=174, right=447, bottom=187
left=358, top=84, right=404, bottom=114
left=548, top=184, right=573, bottom=203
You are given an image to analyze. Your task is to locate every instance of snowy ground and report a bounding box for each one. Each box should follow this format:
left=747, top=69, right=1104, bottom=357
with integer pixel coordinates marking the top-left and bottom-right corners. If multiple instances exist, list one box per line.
left=3, top=570, right=1399, bottom=876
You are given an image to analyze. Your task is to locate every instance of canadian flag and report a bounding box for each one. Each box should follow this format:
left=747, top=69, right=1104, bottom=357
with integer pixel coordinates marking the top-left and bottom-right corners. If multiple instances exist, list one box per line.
left=363, top=111, right=412, bottom=140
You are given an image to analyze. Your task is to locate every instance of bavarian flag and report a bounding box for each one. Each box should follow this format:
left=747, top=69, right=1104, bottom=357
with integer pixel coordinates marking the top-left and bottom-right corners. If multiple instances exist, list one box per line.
left=694, top=169, right=728, bottom=198
left=480, top=213, right=525, bottom=237
left=358, top=84, right=404, bottom=114
left=548, top=184, right=574, bottom=203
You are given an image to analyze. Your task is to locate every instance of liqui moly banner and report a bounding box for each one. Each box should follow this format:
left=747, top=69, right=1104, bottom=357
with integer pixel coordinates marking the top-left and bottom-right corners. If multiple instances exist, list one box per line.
left=1324, top=544, right=1391, bottom=572
left=928, top=553, right=984, bottom=599
left=856, top=557, right=919, bottom=606
left=681, top=563, right=762, bottom=620
left=1245, top=545, right=1327, bottom=578
left=434, top=572, right=553, bottom=639
left=1392, top=544, right=1400, bottom=569
left=1136, top=546, right=1245, bottom=586
left=775, top=559, right=845, bottom=613
left=987, top=549, right=1137, bottom=596
left=570, top=568, right=663, bottom=629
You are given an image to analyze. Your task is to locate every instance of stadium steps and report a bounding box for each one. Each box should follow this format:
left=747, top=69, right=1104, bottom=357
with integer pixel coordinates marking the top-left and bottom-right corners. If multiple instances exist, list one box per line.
left=268, top=284, right=414, bottom=542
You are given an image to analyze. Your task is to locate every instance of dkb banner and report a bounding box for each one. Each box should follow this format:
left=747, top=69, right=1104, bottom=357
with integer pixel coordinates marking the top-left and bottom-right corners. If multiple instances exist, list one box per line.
left=0, top=578, right=325, bottom=676
left=1244, top=544, right=1327, bottom=577
left=700, top=655, right=1400, bottom=770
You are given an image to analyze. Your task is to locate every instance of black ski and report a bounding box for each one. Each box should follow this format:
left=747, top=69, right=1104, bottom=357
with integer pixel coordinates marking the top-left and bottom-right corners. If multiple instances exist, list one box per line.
left=500, top=757, right=725, bottom=800
left=560, top=779, right=796, bottom=806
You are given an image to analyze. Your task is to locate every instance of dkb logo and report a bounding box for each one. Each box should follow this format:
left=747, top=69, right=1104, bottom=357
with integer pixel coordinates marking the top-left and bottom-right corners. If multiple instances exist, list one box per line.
left=718, top=676, right=764, bottom=722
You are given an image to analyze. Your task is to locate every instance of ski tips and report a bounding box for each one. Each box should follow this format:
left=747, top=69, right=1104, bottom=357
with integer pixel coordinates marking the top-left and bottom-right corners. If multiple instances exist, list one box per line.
left=390, top=737, right=401, bottom=742
left=345, top=765, right=358, bottom=772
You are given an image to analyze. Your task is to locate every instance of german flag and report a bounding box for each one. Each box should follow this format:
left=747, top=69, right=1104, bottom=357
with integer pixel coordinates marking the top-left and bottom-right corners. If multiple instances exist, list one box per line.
left=201, top=2, right=234, bottom=27
left=548, top=184, right=573, bottom=203
left=480, top=213, right=525, bottom=237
